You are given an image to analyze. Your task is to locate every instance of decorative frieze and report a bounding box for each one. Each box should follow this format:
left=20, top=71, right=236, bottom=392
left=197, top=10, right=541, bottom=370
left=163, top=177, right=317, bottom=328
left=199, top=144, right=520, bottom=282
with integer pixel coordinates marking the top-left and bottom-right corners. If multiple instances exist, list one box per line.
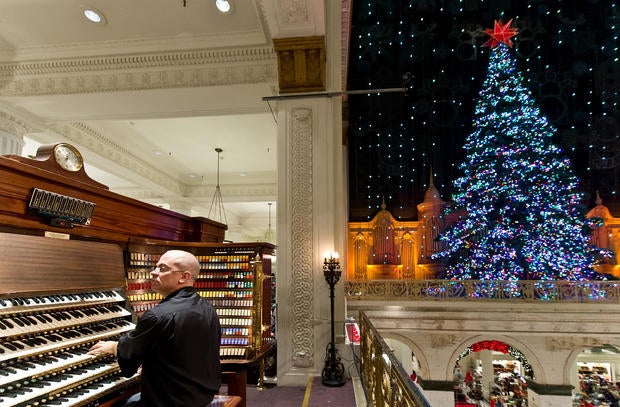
left=0, top=47, right=277, bottom=96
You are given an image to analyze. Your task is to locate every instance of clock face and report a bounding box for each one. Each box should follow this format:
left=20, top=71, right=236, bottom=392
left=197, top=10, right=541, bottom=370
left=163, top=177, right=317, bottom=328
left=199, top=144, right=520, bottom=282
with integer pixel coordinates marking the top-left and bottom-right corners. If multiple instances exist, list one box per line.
left=53, top=144, right=83, bottom=172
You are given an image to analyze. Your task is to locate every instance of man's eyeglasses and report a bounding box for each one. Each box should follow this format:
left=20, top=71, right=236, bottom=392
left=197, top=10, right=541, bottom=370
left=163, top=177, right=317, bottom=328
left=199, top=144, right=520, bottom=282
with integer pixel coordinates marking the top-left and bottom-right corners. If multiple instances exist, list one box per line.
left=153, top=264, right=185, bottom=274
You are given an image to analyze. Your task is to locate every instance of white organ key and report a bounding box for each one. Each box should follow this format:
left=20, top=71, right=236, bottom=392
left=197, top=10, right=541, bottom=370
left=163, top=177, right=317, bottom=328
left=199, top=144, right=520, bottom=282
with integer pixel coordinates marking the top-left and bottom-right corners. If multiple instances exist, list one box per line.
left=0, top=320, right=135, bottom=363
left=38, top=373, right=140, bottom=407
left=0, top=317, right=27, bottom=336
left=0, top=291, right=126, bottom=316
left=0, top=288, right=134, bottom=407
left=0, top=346, right=98, bottom=387
left=0, top=306, right=131, bottom=339
left=0, top=361, right=119, bottom=407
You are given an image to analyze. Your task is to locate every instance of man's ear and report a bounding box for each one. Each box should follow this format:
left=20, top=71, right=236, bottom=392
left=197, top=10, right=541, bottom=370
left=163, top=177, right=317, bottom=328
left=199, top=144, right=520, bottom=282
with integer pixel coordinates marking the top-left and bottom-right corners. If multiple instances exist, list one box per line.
left=178, top=271, right=192, bottom=283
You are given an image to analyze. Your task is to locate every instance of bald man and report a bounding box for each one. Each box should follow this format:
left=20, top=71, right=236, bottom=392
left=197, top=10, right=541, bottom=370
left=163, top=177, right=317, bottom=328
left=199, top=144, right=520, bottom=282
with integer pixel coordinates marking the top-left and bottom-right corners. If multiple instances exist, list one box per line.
left=89, top=250, right=221, bottom=407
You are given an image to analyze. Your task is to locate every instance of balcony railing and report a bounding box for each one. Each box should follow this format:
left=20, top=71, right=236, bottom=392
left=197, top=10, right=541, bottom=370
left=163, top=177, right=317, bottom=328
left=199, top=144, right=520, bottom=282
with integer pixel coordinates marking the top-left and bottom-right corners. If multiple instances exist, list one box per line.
left=345, top=279, right=620, bottom=303
left=359, top=310, right=432, bottom=407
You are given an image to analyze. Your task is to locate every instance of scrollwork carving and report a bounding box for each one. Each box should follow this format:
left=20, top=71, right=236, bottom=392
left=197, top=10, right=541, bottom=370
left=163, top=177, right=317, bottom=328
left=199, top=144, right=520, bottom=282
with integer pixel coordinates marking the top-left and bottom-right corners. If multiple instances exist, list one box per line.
left=430, top=334, right=458, bottom=348
left=546, top=336, right=605, bottom=351
left=290, top=107, right=314, bottom=367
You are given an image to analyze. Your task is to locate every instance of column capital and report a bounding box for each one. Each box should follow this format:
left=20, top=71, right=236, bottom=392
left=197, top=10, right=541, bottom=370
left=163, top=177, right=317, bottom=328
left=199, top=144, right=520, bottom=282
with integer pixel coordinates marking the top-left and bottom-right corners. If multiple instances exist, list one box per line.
left=273, top=36, right=325, bottom=94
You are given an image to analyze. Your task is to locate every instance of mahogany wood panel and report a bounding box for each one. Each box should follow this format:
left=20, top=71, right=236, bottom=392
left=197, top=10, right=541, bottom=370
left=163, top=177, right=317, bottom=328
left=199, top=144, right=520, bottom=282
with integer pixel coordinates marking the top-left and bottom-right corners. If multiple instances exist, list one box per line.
left=0, top=155, right=226, bottom=244
left=0, top=232, right=125, bottom=295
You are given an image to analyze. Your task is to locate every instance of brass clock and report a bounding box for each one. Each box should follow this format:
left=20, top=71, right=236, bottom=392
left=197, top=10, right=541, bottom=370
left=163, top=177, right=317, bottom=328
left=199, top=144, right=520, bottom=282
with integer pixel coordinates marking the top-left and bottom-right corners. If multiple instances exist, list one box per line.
left=51, top=143, right=84, bottom=172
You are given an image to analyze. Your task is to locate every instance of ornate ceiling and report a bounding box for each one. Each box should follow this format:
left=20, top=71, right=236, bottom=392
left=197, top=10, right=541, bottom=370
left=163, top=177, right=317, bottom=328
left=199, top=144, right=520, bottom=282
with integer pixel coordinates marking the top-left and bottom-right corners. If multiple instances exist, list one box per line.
left=0, top=0, right=333, bottom=241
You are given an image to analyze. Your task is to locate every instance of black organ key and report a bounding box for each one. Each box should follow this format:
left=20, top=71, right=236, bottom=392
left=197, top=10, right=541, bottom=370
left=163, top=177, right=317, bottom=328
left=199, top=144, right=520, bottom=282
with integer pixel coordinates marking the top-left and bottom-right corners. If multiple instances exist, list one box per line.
left=9, top=317, right=23, bottom=327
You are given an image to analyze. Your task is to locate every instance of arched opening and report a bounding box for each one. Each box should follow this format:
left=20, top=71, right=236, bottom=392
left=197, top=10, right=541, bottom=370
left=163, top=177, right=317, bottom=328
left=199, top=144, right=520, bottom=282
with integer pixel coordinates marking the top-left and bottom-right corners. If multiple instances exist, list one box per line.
left=382, top=336, right=428, bottom=381
left=572, top=344, right=620, bottom=406
left=453, top=340, right=533, bottom=406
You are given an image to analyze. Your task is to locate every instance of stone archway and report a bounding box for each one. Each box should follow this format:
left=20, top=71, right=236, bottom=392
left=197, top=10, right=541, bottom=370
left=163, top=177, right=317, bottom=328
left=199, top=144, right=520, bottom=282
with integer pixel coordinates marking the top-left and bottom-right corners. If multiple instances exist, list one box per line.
left=379, top=332, right=431, bottom=381
left=455, top=339, right=535, bottom=379
left=446, top=336, right=545, bottom=405
left=447, top=335, right=545, bottom=383
left=565, top=342, right=620, bottom=402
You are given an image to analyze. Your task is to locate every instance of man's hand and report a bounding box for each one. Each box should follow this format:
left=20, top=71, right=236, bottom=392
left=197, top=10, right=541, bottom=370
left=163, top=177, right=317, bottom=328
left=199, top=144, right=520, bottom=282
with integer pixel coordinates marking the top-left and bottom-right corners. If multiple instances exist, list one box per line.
left=88, top=341, right=118, bottom=356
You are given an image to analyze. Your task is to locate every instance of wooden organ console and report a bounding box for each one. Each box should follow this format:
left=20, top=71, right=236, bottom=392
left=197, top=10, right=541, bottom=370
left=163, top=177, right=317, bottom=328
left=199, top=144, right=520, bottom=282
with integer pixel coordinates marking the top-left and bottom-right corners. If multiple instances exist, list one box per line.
left=0, top=144, right=231, bottom=406
left=0, top=232, right=138, bottom=407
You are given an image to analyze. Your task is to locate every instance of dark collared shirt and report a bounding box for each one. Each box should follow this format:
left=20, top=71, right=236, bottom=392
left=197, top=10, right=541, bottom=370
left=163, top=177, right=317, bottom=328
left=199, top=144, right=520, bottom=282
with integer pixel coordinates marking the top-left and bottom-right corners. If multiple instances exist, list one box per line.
left=117, top=286, right=221, bottom=407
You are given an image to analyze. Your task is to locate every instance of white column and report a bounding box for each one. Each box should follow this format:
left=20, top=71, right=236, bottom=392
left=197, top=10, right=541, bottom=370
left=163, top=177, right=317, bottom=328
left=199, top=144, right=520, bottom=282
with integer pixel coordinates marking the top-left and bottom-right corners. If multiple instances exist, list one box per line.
left=0, top=130, right=24, bottom=155
left=275, top=96, right=346, bottom=385
left=275, top=0, right=346, bottom=386
left=480, top=350, right=494, bottom=397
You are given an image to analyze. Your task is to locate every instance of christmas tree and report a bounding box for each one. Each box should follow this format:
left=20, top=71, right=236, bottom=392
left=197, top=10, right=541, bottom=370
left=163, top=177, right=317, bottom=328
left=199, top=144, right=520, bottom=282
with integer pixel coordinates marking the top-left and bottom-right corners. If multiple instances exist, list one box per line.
left=433, top=20, right=603, bottom=281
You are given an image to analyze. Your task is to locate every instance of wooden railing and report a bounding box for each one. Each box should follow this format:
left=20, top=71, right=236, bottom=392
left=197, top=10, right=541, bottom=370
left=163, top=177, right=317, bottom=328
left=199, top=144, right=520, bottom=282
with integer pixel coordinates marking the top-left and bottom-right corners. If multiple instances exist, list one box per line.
left=359, top=311, right=431, bottom=407
left=346, top=279, right=620, bottom=303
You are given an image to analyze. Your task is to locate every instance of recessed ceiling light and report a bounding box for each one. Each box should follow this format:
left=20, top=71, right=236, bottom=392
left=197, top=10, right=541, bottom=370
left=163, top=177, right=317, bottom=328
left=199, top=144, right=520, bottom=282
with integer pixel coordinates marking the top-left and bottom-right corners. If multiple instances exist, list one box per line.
left=83, top=7, right=106, bottom=24
left=215, top=0, right=232, bottom=14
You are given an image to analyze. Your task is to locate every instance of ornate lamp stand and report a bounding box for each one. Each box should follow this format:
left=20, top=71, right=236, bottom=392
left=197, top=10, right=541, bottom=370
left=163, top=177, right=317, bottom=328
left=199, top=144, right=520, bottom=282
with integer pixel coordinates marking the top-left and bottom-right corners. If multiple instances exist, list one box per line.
left=321, top=253, right=346, bottom=387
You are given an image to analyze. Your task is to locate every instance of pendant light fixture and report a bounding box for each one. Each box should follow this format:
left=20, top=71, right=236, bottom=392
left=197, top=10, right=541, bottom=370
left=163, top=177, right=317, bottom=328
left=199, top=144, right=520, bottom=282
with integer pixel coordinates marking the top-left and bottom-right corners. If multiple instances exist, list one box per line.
left=265, top=202, right=275, bottom=243
left=208, top=147, right=228, bottom=225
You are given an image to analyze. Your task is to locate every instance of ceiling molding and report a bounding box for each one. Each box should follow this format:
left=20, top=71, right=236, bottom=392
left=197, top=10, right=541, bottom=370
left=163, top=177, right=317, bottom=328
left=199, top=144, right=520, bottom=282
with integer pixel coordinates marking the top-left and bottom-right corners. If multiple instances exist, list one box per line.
left=255, top=0, right=274, bottom=42
left=46, top=121, right=185, bottom=196
left=260, top=0, right=325, bottom=39
left=0, top=109, right=40, bottom=137
left=0, top=46, right=277, bottom=75
left=187, top=183, right=276, bottom=200
left=47, top=104, right=276, bottom=123
left=0, top=46, right=278, bottom=97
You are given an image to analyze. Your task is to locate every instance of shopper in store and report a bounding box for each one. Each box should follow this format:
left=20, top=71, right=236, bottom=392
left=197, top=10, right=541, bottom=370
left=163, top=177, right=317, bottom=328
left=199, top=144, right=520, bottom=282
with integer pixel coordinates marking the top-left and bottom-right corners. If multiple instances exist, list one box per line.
left=88, top=250, right=222, bottom=407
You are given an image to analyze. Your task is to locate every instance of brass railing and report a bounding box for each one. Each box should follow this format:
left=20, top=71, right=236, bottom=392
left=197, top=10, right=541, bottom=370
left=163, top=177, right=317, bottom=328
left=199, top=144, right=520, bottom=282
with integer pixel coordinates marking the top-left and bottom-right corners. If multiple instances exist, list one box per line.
left=346, top=279, right=620, bottom=303
left=359, top=310, right=431, bottom=407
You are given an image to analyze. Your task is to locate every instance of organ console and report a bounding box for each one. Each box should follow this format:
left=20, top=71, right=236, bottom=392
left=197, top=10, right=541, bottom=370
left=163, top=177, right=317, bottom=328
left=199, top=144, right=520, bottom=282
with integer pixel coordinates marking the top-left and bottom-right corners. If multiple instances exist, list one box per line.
left=0, top=232, right=139, bottom=407
left=0, top=144, right=251, bottom=407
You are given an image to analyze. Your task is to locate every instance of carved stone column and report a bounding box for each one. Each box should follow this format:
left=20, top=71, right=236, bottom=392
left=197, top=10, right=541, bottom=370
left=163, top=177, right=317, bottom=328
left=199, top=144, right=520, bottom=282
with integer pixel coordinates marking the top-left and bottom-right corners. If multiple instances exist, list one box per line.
left=272, top=0, right=346, bottom=386
left=275, top=97, right=346, bottom=385
left=0, top=114, right=28, bottom=156
left=0, top=130, right=24, bottom=155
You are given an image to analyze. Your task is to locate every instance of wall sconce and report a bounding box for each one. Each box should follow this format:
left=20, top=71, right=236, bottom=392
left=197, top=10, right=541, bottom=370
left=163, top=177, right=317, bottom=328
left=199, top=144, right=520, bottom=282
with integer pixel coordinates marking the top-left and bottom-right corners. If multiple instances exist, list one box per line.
left=321, top=252, right=346, bottom=387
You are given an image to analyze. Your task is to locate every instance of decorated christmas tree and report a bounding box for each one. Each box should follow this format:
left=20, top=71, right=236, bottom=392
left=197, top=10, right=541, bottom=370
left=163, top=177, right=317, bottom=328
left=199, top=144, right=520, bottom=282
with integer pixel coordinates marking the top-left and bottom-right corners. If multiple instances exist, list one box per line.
left=433, top=20, right=603, bottom=281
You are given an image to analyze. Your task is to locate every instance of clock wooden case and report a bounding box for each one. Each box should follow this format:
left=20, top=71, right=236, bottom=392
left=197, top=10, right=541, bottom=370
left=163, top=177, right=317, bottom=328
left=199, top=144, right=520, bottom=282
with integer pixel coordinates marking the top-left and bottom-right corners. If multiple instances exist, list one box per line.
left=9, top=142, right=109, bottom=190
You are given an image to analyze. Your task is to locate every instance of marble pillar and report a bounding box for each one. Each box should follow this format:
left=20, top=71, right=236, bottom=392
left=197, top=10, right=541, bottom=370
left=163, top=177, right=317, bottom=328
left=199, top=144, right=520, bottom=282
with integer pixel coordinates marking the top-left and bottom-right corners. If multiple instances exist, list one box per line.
left=0, top=130, right=24, bottom=155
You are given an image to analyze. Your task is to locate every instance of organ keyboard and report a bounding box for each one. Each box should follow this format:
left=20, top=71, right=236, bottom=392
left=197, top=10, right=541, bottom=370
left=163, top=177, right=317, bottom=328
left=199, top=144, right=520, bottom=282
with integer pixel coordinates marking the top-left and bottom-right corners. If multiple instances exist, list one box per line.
left=0, top=232, right=140, bottom=407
